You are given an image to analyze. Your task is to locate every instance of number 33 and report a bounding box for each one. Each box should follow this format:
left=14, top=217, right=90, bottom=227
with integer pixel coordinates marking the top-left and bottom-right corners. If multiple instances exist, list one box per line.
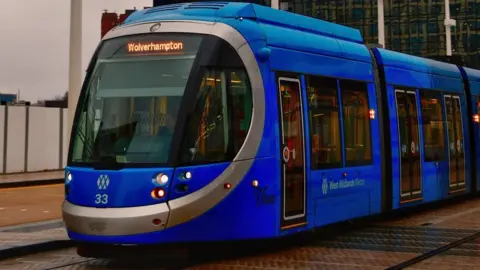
left=95, top=194, right=108, bottom=204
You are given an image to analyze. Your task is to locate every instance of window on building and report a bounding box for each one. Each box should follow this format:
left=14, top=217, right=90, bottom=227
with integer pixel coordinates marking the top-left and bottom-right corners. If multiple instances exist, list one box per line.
left=306, top=76, right=342, bottom=169
left=427, top=22, right=438, bottom=34
left=340, top=80, right=373, bottom=166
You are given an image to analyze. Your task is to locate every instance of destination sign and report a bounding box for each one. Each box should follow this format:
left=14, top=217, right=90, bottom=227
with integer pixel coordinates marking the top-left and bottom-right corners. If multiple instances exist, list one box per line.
left=127, top=41, right=184, bottom=54
left=97, top=34, right=203, bottom=60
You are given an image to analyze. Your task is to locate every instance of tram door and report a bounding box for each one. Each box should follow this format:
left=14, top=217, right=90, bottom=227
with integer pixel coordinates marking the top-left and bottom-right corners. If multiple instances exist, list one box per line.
left=277, top=77, right=307, bottom=229
left=444, top=95, right=466, bottom=192
left=395, top=89, right=422, bottom=202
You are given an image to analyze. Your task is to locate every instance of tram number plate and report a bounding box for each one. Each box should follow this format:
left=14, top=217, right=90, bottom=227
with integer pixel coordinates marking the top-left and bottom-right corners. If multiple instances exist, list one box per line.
left=95, top=194, right=109, bottom=204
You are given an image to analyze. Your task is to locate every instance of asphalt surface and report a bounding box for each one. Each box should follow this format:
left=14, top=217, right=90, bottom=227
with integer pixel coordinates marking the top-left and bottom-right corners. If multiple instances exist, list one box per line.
left=0, top=184, right=63, bottom=227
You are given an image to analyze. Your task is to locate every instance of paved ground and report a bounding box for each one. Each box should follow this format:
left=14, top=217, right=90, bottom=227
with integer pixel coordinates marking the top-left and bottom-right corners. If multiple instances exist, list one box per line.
left=0, top=171, right=64, bottom=186
left=1, top=197, right=480, bottom=269
left=0, top=184, right=63, bottom=227
left=0, top=227, right=72, bottom=260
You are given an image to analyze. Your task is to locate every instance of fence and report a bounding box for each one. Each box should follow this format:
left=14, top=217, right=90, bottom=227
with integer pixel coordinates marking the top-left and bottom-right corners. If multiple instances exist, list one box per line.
left=0, top=105, right=68, bottom=174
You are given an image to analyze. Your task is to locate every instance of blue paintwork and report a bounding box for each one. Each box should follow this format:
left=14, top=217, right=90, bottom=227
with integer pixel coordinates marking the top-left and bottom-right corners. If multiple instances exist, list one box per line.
left=122, top=3, right=371, bottom=69
left=310, top=81, right=382, bottom=227
left=169, top=163, right=229, bottom=200
left=124, top=3, right=363, bottom=44
left=458, top=66, right=480, bottom=192
left=460, top=66, right=480, bottom=96
left=373, top=48, right=464, bottom=92
left=69, top=157, right=280, bottom=244
left=268, top=47, right=373, bottom=82
left=66, top=2, right=480, bottom=249
left=373, top=47, right=471, bottom=209
left=65, top=167, right=175, bottom=207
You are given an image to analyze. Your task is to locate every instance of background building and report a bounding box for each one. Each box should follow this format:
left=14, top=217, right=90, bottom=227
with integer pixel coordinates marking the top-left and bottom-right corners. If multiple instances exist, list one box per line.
left=280, top=0, right=472, bottom=66
left=0, top=93, right=17, bottom=105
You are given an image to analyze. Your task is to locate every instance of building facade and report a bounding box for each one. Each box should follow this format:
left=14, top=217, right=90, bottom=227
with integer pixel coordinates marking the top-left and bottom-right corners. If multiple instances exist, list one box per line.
left=278, top=0, right=480, bottom=67
left=152, top=0, right=480, bottom=68
left=0, top=93, right=17, bottom=105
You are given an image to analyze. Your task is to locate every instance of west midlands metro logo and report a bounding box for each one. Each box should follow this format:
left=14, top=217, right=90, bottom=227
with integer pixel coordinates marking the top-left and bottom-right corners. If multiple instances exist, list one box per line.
left=97, top=175, right=110, bottom=190
left=322, top=176, right=328, bottom=195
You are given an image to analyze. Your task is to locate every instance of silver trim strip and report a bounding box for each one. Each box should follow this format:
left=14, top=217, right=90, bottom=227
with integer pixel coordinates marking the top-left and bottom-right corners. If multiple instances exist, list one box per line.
left=62, top=200, right=170, bottom=236
left=63, top=20, right=266, bottom=235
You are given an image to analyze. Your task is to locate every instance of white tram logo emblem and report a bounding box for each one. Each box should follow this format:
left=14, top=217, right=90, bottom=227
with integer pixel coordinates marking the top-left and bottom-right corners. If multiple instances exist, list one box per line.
left=322, top=177, right=328, bottom=195
left=97, top=175, right=110, bottom=190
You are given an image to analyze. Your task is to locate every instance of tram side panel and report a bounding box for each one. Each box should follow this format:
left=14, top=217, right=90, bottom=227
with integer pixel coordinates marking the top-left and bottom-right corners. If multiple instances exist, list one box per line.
left=458, top=66, right=480, bottom=193
left=168, top=42, right=282, bottom=242
left=451, top=91, right=472, bottom=195
left=266, top=41, right=384, bottom=231
left=372, top=48, right=471, bottom=210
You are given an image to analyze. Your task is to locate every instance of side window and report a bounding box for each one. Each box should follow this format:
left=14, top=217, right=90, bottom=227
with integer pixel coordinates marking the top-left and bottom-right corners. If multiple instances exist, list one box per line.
left=230, top=70, right=253, bottom=153
left=306, top=75, right=342, bottom=169
left=340, top=80, right=373, bottom=166
left=476, top=96, right=480, bottom=142
left=419, top=91, right=446, bottom=162
left=476, top=96, right=480, bottom=119
left=476, top=97, right=480, bottom=113
left=179, top=69, right=252, bottom=164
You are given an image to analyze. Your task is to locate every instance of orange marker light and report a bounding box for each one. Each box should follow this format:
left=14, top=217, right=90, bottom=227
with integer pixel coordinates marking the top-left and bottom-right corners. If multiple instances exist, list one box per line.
left=473, top=114, right=479, bottom=123
left=369, top=109, right=375, bottom=119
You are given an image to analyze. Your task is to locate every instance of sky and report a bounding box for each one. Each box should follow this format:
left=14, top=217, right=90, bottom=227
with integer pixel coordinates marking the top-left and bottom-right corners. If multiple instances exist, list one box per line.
left=0, top=0, right=153, bottom=103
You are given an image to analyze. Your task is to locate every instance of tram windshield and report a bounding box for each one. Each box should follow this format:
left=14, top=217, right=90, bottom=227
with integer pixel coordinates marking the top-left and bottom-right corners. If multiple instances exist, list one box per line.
left=69, top=33, right=253, bottom=168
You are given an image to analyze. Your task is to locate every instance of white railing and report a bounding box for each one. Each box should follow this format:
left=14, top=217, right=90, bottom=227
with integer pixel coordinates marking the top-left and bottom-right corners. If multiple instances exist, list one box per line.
left=0, top=105, right=68, bottom=174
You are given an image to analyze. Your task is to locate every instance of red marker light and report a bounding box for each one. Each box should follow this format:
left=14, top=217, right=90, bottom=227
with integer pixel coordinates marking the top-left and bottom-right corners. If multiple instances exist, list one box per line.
left=224, top=183, right=232, bottom=190
left=151, top=188, right=166, bottom=199
left=369, top=109, right=375, bottom=120
left=152, top=219, right=162, bottom=226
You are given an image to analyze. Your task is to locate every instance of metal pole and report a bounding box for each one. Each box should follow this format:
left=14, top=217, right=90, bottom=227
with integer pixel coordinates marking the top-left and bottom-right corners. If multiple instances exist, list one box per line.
left=444, top=0, right=456, bottom=56
left=68, top=0, right=82, bottom=140
left=377, top=0, right=385, bottom=47
left=271, top=0, right=279, bottom=9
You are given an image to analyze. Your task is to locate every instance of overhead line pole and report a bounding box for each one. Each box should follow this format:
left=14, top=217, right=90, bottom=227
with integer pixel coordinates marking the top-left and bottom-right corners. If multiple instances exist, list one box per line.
left=68, top=0, right=83, bottom=141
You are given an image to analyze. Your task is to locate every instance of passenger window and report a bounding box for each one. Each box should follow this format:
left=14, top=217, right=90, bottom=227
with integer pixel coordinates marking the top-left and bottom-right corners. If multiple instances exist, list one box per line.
left=476, top=97, right=480, bottom=111
left=476, top=96, right=480, bottom=118
left=340, top=80, right=373, bottom=166
left=419, top=91, right=446, bottom=162
left=230, top=71, right=253, bottom=153
left=476, top=96, right=480, bottom=142
left=306, top=76, right=342, bottom=169
left=179, top=68, right=252, bottom=164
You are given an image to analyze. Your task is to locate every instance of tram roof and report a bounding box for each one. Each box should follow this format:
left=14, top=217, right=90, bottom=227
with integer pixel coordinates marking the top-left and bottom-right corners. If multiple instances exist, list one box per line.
left=123, top=2, right=364, bottom=44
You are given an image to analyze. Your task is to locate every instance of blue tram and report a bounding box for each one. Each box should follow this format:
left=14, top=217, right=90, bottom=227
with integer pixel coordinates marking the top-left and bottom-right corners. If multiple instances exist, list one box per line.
left=62, top=2, right=480, bottom=256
